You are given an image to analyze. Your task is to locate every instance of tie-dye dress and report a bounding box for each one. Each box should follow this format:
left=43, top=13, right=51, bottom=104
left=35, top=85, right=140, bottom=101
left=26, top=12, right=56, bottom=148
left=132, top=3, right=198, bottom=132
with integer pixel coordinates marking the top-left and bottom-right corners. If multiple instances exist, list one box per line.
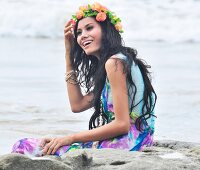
left=12, top=53, right=156, bottom=157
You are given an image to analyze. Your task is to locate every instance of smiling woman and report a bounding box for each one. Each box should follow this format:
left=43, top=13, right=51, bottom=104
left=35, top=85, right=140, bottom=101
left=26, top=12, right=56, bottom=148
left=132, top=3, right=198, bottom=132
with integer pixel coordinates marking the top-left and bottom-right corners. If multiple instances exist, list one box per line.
left=76, top=17, right=102, bottom=57
left=11, top=2, right=157, bottom=156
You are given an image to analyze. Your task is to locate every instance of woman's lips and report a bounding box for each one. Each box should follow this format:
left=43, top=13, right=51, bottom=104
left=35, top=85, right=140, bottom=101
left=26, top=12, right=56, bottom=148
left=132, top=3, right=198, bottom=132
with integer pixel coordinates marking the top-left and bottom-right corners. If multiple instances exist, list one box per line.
left=82, top=40, right=93, bottom=48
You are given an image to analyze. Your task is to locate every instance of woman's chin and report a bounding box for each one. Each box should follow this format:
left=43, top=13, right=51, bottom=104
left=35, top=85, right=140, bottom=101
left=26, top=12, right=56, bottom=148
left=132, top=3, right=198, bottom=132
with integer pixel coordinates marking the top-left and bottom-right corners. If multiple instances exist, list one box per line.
left=84, top=50, right=100, bottom=58
left=84, top=49, right=93, bottom=55
left=84, top=51, right=95, bottom=56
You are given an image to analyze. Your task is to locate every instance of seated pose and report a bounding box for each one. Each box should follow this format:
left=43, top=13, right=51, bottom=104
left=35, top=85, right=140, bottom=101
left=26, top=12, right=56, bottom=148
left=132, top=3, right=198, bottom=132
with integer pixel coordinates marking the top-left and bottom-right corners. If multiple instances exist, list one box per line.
left=12, top=2, right=157, bottom=157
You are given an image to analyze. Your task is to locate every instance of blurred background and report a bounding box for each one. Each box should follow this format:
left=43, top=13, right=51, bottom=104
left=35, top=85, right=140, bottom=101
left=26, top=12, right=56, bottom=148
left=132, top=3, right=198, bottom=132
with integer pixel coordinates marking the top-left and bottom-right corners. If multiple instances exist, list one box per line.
left=0, top=0, right=200, bottom=155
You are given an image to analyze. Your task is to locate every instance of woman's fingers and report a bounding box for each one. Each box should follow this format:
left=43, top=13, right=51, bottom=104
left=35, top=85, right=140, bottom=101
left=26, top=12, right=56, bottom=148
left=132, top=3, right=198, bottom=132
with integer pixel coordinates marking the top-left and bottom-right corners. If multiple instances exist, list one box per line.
left=64, top=20, right=74, bottom=31
left=64, top=31, right=73, bottom=38
left=64, top=25, right=73, bottom=32
left=65, top=20, right=73, bottom=27
left=51, top=143, right=61, bottom=155
left=46, top=142, right=57, bottom=155
left=42, top=139, right=56, bottom=155
left=43, top=138, right=63, bottom=155
left=42, top=136, right=72, bottom=155
left=39, top=138, right=52, bottom=148
left=64, top=26, right=74, bottom=37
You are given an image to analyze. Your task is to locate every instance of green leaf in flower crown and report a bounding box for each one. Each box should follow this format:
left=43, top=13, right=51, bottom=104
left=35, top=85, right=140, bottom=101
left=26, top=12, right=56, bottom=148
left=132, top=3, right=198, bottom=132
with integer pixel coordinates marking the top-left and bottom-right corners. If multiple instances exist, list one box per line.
left=107, top=12, right=112, bottom=18
left=111, top=19, right=116, bottom=24
left=72, top=16, right=77, bottom=21
left=115, top=18, right=120, bottom=22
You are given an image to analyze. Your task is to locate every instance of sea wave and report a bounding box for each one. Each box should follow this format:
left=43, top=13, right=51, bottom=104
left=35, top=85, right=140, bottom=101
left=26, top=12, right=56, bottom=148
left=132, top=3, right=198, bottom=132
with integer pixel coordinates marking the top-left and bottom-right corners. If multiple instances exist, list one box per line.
left=0, top=0, right=200, bottom=43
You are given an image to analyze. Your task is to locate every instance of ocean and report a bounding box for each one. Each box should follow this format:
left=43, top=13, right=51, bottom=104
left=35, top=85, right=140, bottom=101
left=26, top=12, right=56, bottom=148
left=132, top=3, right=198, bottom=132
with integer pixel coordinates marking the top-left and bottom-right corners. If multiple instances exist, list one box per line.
left=0, top=0, right=200, bottom=155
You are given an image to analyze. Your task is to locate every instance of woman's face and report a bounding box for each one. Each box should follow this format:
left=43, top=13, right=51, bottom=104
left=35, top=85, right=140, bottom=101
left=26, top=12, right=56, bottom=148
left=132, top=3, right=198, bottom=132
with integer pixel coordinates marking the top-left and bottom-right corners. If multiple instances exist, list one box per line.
left=76, top=17, right=102, bottom=58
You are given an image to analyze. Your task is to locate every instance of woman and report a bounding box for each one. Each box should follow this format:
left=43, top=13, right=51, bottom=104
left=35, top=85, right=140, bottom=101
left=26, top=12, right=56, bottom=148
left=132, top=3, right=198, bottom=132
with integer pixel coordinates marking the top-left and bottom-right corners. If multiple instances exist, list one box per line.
left=12, top=2, right=157, bottom=157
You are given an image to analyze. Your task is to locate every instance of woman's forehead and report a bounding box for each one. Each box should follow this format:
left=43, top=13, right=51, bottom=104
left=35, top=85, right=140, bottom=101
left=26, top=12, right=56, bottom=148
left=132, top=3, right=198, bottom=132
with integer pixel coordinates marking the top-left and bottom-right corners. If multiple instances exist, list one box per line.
left=77, top=17, right=97, bottom=29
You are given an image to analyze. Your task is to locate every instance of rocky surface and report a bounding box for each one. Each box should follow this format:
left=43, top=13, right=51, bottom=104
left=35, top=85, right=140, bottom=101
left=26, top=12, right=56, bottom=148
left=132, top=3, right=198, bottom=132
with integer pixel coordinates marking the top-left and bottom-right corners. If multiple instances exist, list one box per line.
left=0, top=140, right=199, bottom=170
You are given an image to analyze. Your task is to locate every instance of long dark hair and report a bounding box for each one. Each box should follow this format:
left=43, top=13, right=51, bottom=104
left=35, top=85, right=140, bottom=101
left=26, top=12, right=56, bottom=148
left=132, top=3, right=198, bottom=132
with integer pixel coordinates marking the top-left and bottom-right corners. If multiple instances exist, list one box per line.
left=70, top=16, right=157, bottom=132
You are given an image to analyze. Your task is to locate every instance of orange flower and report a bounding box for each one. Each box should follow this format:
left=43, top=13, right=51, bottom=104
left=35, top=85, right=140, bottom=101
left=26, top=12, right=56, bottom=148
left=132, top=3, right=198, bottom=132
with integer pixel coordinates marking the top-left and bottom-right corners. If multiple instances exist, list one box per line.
left=115, top=22, right=122, bottom=32
left=92, top=2, right=108, bottom=12
left=96, top=12, right=107, bottom=22
left=92, top=2, right=101, bottom=12
left=76, top=10, right=84, bottom=19
left=79, top=5, right=88, bottom=11
left=100, top=5, right=108, bottom=12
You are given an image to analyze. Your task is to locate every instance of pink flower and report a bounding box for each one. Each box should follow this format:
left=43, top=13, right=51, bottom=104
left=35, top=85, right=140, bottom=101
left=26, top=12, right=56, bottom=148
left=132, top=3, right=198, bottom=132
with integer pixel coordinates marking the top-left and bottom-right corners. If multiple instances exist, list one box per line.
left=96, top=12, right=107, bottom=22
left=76, top=10, right=84, bottom=19
left=70, top=19, right=76, bottom=26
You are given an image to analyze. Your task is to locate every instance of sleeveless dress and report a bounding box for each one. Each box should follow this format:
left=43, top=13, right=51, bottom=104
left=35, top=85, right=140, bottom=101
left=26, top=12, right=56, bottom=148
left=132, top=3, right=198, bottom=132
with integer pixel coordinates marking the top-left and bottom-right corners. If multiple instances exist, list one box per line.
left=11, top=53, right=156, bottom=157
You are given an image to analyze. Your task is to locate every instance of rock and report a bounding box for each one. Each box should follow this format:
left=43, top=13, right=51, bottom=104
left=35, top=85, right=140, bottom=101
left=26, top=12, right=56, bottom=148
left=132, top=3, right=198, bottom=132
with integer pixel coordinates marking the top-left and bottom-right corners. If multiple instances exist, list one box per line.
left=0, top=153, right=71, bottom=170
left=0, top=140, right=199, bottom=170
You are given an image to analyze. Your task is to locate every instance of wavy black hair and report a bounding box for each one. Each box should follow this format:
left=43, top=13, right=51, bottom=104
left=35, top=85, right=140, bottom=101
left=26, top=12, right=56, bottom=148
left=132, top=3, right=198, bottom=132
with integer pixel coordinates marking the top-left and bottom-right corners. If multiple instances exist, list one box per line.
left=70, top=16, right=157, bottom=132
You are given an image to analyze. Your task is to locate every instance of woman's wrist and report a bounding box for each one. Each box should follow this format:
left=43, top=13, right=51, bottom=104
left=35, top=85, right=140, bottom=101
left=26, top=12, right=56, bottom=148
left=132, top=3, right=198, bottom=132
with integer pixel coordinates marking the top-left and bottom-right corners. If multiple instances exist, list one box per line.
left=69, top=134, right=76, bottom=143
left=65, top=70, right=79, bottom=85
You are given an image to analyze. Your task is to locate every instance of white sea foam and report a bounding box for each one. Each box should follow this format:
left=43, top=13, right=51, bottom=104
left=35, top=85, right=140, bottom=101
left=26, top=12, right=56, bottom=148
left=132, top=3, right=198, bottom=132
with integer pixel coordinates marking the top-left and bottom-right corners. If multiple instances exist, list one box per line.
left=159, top=152, right=185, bottom=159
left=0, top=0, right=199, bottom=43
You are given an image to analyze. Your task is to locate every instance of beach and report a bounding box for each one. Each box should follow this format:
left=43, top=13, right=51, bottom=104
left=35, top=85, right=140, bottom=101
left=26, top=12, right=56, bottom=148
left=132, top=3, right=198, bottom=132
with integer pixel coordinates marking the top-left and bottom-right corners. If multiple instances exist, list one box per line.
left=0, top=0, right=200, bottom=155
left=0, top=38, right=199, bottom=155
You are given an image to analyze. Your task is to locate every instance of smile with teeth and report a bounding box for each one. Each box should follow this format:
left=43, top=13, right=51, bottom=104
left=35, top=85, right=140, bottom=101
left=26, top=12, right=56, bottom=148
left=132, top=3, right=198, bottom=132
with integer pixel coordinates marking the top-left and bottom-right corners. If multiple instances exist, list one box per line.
left=82, top=40, right=93, bottom=48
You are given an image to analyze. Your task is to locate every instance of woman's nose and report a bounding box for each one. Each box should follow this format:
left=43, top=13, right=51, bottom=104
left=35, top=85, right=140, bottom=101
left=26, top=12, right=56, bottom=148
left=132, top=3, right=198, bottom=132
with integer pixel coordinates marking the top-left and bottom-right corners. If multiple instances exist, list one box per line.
left=81, top=31, right=89, bottom=39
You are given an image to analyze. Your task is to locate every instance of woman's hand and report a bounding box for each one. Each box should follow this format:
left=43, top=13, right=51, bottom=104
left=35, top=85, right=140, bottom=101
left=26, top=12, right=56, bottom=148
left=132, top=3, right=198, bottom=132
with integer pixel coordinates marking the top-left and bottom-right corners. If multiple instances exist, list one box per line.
left=64, top=20, right=74, bottom=55
left=40, top=135, right=74, bottom=155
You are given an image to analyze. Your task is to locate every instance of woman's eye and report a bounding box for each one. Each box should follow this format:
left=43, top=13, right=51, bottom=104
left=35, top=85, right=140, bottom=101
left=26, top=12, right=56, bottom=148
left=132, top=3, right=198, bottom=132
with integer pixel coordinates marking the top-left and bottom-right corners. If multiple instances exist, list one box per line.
left=87, top=26, right=93, bottom=31
left=77, top=31, right=82, bottom=36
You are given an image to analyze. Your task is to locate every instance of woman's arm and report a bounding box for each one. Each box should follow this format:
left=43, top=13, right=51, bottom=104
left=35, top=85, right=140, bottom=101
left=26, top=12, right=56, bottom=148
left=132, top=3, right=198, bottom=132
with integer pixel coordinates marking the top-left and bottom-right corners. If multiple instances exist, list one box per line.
left=64, top=21, right=94, bottom=113
left=72, top=57, right=131, bottom=142
left=65, top=54, right=94, bottom=112
left=42, top=56, right=130, bottom=155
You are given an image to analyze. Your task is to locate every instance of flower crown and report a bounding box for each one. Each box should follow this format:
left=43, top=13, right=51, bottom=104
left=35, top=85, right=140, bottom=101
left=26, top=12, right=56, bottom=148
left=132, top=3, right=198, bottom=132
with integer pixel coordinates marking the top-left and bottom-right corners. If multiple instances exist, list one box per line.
left=71, top=2, right=123, bottom=33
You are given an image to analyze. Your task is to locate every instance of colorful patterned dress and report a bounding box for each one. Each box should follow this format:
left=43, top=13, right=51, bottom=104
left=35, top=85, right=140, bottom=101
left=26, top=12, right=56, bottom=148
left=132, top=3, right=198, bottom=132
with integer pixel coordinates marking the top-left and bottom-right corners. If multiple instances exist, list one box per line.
left=12, top=53, right=156, bottom=157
